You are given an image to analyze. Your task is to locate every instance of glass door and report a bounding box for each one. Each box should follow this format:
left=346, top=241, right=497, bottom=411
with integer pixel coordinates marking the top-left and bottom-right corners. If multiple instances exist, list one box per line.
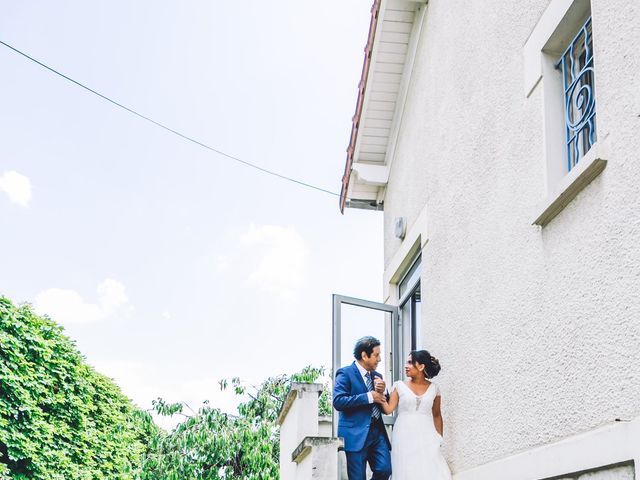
left=332, top=294, right=400, bottom=434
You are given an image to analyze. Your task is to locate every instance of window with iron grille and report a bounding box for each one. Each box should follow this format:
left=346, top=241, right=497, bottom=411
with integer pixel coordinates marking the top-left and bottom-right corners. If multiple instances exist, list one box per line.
left=556, top=17, right=596, bottom=172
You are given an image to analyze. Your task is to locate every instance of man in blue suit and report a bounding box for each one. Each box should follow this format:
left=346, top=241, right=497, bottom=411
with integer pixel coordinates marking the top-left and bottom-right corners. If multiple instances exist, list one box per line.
left=333, top=336, right=391, bottom=480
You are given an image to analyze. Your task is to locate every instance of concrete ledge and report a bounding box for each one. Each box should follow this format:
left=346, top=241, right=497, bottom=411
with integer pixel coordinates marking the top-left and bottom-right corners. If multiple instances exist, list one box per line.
left=454, top=417, right=640, bottom=480
left=532, top=143, right=607, bottom=227
left=292, top=436, right=344, bottom=464
left=276, top=383, right=324, bottom=426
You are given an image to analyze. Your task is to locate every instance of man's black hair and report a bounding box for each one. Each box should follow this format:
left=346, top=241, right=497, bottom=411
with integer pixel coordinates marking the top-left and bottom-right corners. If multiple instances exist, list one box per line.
left=353, top=336, right=381, bottom=360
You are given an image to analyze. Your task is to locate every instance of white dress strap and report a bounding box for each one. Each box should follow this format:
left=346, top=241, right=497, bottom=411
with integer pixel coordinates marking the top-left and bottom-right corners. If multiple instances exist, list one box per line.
left=433, top=382, right=441, bottom=397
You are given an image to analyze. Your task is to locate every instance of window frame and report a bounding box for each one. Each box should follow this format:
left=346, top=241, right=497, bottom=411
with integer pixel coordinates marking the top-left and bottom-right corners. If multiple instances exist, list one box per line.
left=523, top=0, right=607, bottom=227
left=398, top=256, right=421, bottom=363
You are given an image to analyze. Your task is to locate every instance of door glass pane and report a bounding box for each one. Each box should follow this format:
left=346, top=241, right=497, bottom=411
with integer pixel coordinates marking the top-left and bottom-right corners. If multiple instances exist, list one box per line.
left=339, top=303, right=393, bottom=386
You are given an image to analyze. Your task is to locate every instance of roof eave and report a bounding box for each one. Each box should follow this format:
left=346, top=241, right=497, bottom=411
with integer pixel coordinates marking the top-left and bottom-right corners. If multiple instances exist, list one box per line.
left=340, top=0, right=382, bottom=214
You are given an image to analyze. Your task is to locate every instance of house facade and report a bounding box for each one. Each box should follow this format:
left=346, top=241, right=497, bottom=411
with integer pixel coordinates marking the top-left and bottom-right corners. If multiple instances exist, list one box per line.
left=338, top=0, right=640, bottom=478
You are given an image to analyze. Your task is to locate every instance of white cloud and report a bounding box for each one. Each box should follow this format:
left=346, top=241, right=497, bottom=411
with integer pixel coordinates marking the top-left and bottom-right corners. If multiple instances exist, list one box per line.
left=239, top=224, right=308, bottom=298
left=214, top=255, right=230, bottom=273
left=0, top=171, right=32, bottom=207
left=34, top=278, right=131, bottom=325
left=96, top=278, right=129, bottom=313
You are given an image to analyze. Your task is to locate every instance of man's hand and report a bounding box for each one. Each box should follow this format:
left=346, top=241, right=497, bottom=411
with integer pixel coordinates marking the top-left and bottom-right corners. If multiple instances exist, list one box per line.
left=371, top=391, right=386, bottom=404
left=374, top=377, right=386, bottom=394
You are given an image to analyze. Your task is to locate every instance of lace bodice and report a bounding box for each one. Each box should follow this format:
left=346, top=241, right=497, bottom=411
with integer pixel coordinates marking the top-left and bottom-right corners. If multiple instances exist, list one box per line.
left=393, top=380, right=439, bottom=416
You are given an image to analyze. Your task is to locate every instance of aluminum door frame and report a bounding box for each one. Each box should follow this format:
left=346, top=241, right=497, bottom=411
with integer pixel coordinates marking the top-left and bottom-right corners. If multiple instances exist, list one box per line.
left=331, top=294, right=400, bottom=436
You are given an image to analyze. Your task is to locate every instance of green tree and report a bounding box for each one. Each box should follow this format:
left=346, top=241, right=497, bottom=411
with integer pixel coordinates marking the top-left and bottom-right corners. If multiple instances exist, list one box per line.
left=0, top=297, right=156, bottom=479
left=140, top=366, right=332, bottom=479
left=0, top=295, right=333, bottom=479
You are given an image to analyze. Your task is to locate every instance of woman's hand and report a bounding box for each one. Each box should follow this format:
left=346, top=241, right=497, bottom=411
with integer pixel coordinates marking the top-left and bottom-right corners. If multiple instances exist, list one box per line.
left=381, top=389, right=399, bottom=415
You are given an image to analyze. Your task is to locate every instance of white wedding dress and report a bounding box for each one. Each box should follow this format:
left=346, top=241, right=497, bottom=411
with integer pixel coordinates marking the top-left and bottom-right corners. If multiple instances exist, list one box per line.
left=391, top=381, right=452, bottom=479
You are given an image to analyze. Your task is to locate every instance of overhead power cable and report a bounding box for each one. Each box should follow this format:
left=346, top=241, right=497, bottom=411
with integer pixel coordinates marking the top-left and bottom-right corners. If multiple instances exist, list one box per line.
left=0, top=39, right=339, bottom=197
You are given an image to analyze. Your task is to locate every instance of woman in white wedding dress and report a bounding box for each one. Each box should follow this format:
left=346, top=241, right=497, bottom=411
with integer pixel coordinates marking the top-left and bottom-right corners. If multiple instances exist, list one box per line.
left=381, top=350, right=452, bottom=479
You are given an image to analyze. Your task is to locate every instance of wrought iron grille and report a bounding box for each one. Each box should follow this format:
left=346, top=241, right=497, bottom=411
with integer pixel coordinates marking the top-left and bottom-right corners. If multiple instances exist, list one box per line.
left=556, top=17, right=597, bottom=171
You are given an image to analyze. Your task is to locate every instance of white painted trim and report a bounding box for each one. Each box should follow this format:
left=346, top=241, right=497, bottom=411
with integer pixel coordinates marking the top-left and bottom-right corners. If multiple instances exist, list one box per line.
left=532, top=139, right=608, bottom=226
left=540, top=50, right=567, bottom=191
left=454, top=418, right=640, bottom=480
left=523, top=0, right=590, bottom=97
left=383, top=203, right=429, bottom=300
left=524, top=0, right=599, bottom=224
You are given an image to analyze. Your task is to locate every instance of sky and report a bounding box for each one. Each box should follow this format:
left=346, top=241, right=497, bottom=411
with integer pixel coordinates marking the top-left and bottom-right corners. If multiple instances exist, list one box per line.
left=0, top=0, right=384, bottom=415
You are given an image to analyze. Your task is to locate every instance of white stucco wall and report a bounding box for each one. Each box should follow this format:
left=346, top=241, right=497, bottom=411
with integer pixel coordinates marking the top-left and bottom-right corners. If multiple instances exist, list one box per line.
left=381, top=0, right=640, bottom=474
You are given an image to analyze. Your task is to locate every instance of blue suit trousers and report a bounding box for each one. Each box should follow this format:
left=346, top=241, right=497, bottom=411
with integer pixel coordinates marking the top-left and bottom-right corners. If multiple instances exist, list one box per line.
left=345, top=420, right=392, bottom=480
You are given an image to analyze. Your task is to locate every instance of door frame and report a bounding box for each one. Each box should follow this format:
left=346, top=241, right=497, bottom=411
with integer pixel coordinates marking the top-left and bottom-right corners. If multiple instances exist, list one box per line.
left=331, top=294, right=400, bottom=435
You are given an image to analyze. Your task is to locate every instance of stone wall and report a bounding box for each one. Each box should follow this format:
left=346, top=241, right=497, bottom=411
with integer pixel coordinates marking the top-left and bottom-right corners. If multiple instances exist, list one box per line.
left=277, top=383, right=343, bottom=480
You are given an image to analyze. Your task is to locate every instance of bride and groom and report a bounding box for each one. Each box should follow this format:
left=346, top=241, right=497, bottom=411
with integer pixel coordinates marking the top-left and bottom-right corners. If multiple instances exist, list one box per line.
left=333, top=336, right=451, bottom=480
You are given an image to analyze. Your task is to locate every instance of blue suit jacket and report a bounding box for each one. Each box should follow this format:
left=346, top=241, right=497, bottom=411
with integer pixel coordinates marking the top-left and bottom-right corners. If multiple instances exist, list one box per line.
left=333, top=362, right=391, bottom=452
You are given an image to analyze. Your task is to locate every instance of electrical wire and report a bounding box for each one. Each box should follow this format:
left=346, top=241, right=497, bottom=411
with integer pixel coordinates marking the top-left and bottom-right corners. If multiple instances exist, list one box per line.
left=0, top=39, right=340, bottom=197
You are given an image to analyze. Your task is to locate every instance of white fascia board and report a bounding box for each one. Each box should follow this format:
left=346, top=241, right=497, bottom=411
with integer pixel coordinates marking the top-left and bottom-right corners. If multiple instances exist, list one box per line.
left=352, top=2, right=390, bottom=165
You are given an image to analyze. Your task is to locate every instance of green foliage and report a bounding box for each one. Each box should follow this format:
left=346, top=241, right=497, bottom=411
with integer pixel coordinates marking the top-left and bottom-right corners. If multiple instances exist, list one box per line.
left=0, top=297, right=157, bottom=479
left=291, top=366, right=332, bottom=418
left=0, top=295, right=334, bottom=479
left=140, top=366, right=333, bottom=479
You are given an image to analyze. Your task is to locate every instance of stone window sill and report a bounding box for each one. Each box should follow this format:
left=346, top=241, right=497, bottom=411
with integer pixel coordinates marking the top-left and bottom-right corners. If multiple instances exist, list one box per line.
left=532, top=142, right=607, bottom=227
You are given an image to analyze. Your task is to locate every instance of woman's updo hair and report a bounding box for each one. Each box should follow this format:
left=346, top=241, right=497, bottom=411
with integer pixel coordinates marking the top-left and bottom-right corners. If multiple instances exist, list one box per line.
left=410, top=350, right=441, bottom=379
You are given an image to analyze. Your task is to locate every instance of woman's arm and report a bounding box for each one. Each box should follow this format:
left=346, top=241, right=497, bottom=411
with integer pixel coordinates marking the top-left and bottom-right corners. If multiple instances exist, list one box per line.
left=432, top=394, right=444, bottom=436
left=380, top=388, right=399, bottom=415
